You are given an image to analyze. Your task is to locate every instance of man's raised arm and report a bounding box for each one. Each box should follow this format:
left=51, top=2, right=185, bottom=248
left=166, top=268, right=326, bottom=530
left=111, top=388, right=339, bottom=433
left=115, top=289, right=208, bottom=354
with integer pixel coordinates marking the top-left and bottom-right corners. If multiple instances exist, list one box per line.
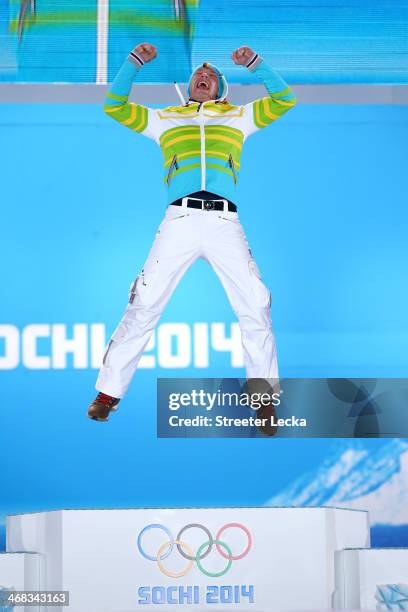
left=232, top=46, right=297, bottom=136
left=103, top=42, right=159, bottom=140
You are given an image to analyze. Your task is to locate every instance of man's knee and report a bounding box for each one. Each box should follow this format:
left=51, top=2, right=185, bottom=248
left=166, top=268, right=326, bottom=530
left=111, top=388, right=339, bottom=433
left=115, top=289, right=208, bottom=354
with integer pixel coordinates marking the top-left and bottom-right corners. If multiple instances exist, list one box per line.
left=247, top=259, right=271, bottom=310
left=235, top=280, right=272, bottom=329
left=127, top=263, right=161, bottom=309
left=243, top=283, right=272, bottom=316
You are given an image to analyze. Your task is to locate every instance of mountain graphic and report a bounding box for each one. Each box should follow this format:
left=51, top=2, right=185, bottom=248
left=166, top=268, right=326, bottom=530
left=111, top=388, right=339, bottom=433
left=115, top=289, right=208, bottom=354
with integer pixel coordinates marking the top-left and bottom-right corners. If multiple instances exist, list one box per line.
left=266, top=439, right=408, bottom=526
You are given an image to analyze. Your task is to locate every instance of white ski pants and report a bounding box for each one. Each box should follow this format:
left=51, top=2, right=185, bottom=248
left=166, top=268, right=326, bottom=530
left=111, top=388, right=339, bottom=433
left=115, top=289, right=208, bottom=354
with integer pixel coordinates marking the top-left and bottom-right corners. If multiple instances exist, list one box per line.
left=96, top=203, right=278, bottom=398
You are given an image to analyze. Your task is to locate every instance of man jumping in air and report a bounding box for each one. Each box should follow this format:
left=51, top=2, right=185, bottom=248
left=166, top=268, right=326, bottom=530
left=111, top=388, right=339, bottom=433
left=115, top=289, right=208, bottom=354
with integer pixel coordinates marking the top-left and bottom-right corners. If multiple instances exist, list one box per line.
left=88, top=42, right=297, bottom=431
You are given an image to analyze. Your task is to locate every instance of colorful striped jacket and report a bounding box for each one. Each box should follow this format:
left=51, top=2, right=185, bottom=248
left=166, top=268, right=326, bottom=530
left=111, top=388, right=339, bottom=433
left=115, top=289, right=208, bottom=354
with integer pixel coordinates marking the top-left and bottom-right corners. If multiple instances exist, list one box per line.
left=104, top=53, right=297, bottom=204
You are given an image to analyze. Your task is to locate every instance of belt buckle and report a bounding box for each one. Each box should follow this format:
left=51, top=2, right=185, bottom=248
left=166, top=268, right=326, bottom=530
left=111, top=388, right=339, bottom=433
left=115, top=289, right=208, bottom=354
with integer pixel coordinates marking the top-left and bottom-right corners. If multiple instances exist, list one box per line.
left=204, top=200, right=215, bottom=211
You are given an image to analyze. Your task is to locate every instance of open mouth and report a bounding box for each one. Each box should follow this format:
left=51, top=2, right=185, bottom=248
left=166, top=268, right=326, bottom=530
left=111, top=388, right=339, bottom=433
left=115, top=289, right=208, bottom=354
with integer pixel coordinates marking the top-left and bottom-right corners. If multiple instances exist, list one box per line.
left=197, top=80, right=209, bottom=90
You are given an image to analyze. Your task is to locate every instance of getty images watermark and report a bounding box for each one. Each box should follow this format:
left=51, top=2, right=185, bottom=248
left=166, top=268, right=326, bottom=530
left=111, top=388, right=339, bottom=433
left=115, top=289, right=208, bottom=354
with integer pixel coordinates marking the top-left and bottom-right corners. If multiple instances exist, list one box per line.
left=157, top=378, right=408, bottom=438
left=157, top=379, right=310, bottom=438
left=166, top=387, right=305, bottom=430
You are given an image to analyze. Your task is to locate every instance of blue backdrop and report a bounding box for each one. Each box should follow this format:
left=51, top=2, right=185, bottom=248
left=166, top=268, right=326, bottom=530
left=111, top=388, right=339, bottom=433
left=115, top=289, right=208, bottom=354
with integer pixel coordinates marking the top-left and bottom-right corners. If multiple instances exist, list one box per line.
left=1, top=0, right=408, bottom=83
left=1, top=100, right=408, bottom=548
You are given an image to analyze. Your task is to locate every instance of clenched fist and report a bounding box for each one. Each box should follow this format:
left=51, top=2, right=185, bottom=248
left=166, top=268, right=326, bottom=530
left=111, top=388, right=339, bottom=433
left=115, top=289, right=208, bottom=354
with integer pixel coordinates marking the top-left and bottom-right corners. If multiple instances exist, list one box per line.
left=133, top=42, right=158, bottom=63
left=231, top=46, right=256, bottom=66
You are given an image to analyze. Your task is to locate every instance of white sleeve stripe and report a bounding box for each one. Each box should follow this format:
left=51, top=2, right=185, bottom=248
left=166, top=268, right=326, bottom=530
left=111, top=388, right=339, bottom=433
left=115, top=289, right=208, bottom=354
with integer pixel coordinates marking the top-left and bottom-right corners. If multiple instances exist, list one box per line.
left=246, top=54, right=262, bottom=72
left=128, top=51, right=144, bottom=68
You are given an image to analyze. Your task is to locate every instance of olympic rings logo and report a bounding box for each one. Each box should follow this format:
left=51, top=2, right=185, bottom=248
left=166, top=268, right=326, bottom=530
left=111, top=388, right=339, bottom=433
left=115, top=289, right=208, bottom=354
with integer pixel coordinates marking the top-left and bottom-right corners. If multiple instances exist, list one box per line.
left=137, top=523, right=252, bottom=578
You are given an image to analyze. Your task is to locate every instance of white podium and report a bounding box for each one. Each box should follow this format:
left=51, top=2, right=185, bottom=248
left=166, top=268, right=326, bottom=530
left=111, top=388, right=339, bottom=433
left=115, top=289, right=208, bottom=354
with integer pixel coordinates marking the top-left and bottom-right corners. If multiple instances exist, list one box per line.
left=0, top=553, right=40, bottom=612
left=5, top=507, right=369, bottom=612
left=334, top=548, right=408, bottom=610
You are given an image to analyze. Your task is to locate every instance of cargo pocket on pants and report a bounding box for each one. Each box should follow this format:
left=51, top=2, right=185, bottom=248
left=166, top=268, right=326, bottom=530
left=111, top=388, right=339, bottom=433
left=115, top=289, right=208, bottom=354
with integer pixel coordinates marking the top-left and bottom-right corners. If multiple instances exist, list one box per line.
left=102, top=339, right=114, bottom=366
left=102, top=322, right=128, bottom=366
left=129, top=275, right=140, bottom=304
left=128, top=261, right=159, bottom=306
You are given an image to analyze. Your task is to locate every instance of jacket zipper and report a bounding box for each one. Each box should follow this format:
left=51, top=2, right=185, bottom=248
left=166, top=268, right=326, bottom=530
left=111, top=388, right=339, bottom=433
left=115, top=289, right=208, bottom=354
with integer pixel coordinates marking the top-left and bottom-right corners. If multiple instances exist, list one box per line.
left=229, top=153, right=237, bottom=185
left=199, top=102, right=206, bottom=190
left=166, top=154, right=179, bottom=186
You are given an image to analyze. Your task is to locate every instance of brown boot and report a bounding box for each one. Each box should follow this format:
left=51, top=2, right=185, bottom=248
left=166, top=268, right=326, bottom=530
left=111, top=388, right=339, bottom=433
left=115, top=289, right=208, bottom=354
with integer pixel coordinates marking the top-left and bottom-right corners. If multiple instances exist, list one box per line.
left=87, top=392, right=120, bottom=421
left=242, top=378, right=280, bottom=437
left=255, top=401, right=278, bottom=437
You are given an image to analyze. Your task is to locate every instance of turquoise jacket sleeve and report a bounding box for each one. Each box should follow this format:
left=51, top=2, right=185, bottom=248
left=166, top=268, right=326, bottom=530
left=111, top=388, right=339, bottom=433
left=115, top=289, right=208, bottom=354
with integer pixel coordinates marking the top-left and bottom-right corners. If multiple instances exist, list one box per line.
left=244, top=55, right=297, bottom=132
left=103, top=55, right=150, bottom=135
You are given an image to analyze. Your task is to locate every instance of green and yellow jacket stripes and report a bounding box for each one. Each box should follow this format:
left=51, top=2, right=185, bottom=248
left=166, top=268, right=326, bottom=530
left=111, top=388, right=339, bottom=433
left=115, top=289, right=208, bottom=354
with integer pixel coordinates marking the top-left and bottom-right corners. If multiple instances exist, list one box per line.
left=104, top=55, right=297, bottom=204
